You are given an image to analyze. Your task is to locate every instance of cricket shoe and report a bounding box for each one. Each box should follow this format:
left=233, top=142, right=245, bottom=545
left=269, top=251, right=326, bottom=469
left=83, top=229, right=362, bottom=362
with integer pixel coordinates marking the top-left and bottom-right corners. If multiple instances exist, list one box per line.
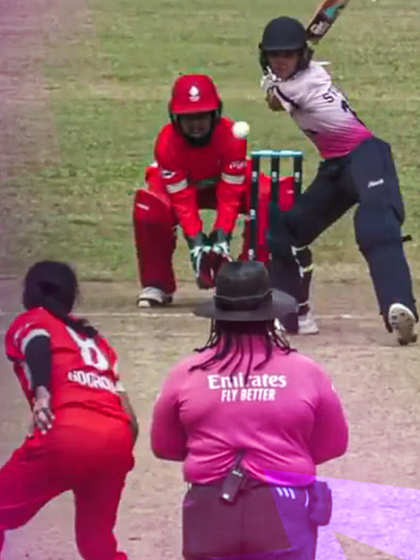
left=137, top=286, right=173, bottom=308
left=298, top=310, right=319, bottom=335
left=388, top=303, right=417, bottom=345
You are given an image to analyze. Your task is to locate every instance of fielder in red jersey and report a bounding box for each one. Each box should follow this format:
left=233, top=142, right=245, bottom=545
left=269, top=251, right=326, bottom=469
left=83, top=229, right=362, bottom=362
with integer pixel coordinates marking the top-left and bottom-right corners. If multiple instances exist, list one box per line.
left=0, top=261, right=137, bottom=560
left=133, top=74, right=317, bottom=333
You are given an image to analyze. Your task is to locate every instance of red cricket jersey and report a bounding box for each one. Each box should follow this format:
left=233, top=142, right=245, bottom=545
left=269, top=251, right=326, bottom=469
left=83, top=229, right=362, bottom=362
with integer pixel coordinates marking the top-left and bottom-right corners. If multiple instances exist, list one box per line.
left=5, top=307, right=130, bottom=423
left=154, top=116, right=247, bottom=236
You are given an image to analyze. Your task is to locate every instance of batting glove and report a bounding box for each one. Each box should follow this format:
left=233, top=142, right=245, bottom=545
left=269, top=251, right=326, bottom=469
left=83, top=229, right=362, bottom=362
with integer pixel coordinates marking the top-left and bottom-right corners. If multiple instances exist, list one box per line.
left=260, top=69, right=278, bottom=93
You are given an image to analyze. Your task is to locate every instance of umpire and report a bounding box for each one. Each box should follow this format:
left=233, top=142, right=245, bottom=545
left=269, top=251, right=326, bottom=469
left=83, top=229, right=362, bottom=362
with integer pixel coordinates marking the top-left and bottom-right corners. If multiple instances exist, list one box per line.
left=151, top=261, right=348, bottom=559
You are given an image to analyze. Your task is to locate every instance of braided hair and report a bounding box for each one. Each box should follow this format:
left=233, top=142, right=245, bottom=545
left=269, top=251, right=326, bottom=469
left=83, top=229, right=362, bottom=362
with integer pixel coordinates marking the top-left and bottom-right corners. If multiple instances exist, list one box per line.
left=23, top=261, right=97, bottom=338
left=189, top=320, right=294, bottom=384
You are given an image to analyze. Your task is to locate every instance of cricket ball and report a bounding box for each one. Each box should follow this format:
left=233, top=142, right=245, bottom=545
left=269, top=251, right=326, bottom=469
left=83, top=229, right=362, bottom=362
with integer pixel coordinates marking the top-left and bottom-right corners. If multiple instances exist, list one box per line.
left=232, top=121, right=250, bottom=139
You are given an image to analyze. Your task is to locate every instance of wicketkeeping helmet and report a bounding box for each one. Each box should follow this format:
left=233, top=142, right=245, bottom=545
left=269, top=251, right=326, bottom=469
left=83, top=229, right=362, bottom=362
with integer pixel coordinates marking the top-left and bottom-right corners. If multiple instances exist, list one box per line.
left=169, top=74, right=222, bottom=117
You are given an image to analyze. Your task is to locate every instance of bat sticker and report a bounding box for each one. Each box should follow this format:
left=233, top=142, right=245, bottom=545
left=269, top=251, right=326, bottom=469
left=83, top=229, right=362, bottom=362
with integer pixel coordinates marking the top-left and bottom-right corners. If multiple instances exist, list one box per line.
left=306, top=0, right=351, bottom=43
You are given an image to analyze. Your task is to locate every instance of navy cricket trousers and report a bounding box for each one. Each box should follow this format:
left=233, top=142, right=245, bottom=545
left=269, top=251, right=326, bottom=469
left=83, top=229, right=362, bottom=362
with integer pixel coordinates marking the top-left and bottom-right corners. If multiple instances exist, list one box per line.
left=268, top=136, right=417, bottom=324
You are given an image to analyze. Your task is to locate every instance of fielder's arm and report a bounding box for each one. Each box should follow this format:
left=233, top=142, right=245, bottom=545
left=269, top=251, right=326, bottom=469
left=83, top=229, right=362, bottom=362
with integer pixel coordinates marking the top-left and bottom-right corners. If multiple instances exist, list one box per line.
left=25, top=335, right=55, bottom=435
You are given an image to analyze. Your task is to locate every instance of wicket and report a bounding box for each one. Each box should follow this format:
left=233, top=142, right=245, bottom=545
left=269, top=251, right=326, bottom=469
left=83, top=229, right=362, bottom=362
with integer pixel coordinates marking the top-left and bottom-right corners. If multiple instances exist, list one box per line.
left=248, top=149, right=303, bottom=261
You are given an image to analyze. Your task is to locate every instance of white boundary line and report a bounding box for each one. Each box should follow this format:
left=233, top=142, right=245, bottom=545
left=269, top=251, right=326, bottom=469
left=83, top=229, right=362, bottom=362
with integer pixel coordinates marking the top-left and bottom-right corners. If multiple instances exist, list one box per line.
left=0, top=331, right=198, bottom=337
left=0, top=311, right=375, bottom=320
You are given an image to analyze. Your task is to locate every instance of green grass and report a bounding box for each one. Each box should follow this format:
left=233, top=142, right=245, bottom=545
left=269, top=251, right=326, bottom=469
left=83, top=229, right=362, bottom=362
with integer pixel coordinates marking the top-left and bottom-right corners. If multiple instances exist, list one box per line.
left=7, top=0, right=420, bottom=279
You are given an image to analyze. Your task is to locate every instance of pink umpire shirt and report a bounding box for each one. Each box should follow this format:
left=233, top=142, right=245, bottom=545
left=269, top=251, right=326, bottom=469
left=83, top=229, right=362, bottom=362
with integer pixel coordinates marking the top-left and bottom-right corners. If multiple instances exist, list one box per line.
left=151, top=337, right=348, bottom=486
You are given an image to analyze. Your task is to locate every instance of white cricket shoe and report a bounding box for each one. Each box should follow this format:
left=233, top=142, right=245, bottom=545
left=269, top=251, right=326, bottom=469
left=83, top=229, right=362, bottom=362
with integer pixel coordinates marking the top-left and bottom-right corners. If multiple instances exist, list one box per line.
left=298, top=310, right=319, bottom=335
left=137, top=287, right=173, bottom=308
left=388, top=303, right=417, bottom=345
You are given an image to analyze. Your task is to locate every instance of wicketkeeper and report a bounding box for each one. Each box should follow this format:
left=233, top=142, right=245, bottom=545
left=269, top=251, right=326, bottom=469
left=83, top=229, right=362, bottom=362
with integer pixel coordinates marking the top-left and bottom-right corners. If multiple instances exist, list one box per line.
left=133, top=73, right=318, bottom=334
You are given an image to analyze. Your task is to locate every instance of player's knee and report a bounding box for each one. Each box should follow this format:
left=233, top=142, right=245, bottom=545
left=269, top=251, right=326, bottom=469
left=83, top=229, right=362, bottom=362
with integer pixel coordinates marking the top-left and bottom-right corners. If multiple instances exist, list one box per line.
left=354, top=205, right=402, bottom=254
left=133, top=189, right=171, bottom=227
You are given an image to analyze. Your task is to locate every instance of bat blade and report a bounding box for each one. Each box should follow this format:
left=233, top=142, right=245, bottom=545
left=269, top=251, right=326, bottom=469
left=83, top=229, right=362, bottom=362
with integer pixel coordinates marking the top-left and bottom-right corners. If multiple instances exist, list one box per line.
left=306, top=0, right=351, bottom=43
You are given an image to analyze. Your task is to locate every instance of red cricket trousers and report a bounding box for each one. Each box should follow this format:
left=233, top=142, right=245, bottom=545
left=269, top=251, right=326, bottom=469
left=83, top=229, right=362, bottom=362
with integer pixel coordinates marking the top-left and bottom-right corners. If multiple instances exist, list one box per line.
left=133, top=160, right=295, bottom=293
left=0, top=408, right=134, bottom=560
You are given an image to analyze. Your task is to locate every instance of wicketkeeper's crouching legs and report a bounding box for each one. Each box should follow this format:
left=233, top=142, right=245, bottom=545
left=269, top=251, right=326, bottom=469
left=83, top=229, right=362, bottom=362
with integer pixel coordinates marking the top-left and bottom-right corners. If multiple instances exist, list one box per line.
left=133, top=187, right=177, bottom=303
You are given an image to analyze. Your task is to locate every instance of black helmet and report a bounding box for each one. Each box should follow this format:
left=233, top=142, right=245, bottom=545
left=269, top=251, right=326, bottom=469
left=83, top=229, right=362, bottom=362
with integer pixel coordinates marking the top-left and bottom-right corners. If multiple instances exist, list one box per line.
left=258, top=16, right=312, bottom=75
left=260, top=16, right=307, bottom=51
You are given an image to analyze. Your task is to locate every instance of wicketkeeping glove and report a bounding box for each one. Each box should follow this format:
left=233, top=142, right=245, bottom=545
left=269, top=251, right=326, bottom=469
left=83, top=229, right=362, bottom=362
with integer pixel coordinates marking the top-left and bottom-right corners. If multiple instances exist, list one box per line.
left=208, top=229, right=232, bottom=278
left=209, top=229, right=231, bottom=259
left=186, top=232, right=213, bottom=289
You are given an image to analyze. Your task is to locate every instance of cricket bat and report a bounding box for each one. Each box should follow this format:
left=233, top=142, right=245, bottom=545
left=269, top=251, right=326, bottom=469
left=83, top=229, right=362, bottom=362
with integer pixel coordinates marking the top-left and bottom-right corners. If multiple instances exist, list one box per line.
left=306, top=0, right=351, bottom=43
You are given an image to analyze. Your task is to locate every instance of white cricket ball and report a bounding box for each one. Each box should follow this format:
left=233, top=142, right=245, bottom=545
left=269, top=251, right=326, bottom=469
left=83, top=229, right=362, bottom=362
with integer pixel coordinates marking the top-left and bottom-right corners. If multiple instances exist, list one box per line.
left=232, top=121, right=250, bottom=139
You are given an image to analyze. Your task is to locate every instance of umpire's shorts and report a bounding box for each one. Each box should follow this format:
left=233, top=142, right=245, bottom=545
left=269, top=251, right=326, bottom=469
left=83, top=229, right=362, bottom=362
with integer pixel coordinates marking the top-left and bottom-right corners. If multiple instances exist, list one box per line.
left=183, top=478, right=318, bottom=560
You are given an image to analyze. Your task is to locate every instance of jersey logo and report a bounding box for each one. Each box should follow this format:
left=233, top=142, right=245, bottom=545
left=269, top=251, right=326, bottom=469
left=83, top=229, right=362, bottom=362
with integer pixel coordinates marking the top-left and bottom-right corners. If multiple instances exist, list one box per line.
left=188, top=85, right=200, bottom=102
left=368, top=178, right=384, bottom=188
left=229, top=160, right=247, bottom=170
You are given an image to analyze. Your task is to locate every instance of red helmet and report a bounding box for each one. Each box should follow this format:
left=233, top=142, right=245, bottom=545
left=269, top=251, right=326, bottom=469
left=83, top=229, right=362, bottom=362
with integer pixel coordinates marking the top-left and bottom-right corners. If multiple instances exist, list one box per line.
left=169, top=74, right=222, bottom=116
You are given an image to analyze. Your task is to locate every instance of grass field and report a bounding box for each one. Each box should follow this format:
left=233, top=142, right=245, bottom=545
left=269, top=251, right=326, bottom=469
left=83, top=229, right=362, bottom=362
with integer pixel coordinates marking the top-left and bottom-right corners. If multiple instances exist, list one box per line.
left=1, top=4, right=420, bottom=558
left=2, top=0, right=420, bottom=280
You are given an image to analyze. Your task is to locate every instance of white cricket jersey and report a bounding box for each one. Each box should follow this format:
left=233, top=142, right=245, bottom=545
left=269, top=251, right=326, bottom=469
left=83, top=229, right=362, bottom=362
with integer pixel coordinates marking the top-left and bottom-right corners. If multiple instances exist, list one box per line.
left=261, top=62, right=373, bottom=159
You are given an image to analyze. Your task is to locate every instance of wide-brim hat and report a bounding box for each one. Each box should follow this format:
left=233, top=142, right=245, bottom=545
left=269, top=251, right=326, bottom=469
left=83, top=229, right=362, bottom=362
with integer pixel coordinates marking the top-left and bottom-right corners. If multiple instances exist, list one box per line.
left=194, top=261, right=297, bottom=323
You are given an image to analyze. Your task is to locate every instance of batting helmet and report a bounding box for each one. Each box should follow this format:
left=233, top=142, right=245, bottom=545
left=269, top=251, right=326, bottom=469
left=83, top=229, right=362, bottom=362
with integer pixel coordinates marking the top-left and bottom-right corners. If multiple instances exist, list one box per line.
left=259, top=16, right=312, bottom=75
left=260, top=17, right=307, bottom=51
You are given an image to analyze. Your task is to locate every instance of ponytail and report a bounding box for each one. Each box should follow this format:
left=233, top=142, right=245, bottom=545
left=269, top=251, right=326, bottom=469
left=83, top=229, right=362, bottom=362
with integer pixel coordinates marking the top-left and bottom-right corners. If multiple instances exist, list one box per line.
left=42, top=293, right=98, bottom=338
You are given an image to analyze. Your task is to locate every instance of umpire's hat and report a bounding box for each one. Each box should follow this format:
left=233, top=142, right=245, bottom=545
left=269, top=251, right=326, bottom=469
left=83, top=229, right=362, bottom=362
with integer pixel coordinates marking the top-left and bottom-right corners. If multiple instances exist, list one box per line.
left=194, top=261, right=297, bottom=322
